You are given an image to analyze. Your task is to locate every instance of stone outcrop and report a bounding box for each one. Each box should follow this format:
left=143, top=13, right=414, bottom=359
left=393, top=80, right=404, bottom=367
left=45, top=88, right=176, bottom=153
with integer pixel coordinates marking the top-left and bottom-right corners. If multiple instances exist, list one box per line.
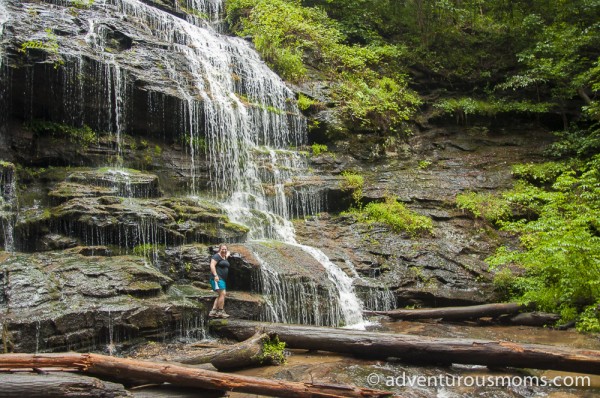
left=295, top=126, right=554, bottom=307
left=14, top=168, right=249, bottom=252
left=0, top=250, right=207, bottom=352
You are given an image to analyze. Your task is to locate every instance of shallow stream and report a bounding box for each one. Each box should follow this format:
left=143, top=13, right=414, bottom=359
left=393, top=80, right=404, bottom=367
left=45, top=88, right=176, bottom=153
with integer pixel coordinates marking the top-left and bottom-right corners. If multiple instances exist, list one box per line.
left=130, top=318, right=600, bottom=398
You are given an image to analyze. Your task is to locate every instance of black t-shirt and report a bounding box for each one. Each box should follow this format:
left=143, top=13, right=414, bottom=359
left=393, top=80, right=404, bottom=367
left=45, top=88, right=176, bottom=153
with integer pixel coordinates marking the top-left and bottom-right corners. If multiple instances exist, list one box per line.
left=211, top=253, right=230, bottom=280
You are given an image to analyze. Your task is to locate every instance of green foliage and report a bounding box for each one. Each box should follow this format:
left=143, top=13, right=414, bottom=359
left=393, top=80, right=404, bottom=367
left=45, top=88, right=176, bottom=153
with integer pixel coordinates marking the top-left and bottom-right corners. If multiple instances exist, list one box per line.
left=577, top=304, right=600, bottom=333
left=71, top=0, right=94, bottom=9
left=20, top=29, right=64, bottom=69
left=352, top=196, right=433, bottom=237
left=456, top=191, right=512, bottom=224
left=549, top=126, right=600, bottom=158
left=434, top=97, right=552, bottom=123
left=183, top=134, right=207, bottom=152
left=336, top=74, right=419, bottom=133
left=20, top=40, right=45, bottom=52
left=310, top=143, right=327, bottom=156
left=225, top=0, right=420, bottom=135
left=236, top=93, right=287, bottom=115
left=296, top=93, right=320, bottom=111
left=511, top=162, right=572, bottom=184
left=418, top=160, right=432, bottom=170
left=487, top=155, right=600, bottom=328
left=177, top=0, right=210, bottom=19
left=258, top=335, right=287, bottom=365
left=25, top=119, right=97, bottom=147
left=340, top=170, right=364, bottom=203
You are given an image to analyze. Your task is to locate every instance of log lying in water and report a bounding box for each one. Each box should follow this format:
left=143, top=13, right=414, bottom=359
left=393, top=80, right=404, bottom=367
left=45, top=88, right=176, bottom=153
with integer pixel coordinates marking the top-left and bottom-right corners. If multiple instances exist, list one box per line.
left=364, top=303, right=526, bottom=321
left=501, top=311, right=562, bottom=327
left=209, top=319, right=600, bottom=375
left=0, top=353, right=393, bottom=398
left=0, top=372, right=130, bottom=397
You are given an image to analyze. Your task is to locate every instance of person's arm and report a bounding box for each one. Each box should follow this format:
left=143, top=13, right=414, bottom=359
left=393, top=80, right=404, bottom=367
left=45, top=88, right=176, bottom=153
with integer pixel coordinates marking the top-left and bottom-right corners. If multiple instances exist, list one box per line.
left=210, top=258, right=219, bottom=280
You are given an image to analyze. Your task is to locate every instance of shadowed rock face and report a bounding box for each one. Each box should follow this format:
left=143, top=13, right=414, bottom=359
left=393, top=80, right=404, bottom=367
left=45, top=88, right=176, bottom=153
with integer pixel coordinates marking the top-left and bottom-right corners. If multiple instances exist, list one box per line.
left=1, top=0, right=205, bottom=141
left=296, top=126, right=554, bottom=307
left=14, top=168, right=249, bottom=252
left=0, top=250, right=209, bottom=352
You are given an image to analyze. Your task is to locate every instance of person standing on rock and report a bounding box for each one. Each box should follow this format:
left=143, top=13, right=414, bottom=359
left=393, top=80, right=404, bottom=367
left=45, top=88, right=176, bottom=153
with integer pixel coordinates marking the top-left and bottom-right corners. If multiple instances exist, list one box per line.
left=209, top=243, right=231, bottom=318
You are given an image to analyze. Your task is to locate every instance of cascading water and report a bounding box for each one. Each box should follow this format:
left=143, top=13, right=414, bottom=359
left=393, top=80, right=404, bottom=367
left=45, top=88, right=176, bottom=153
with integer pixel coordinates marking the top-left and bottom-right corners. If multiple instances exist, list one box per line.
left=6, top=0, right=370, bottom=328
left=176, top=0, right=225, bottom=32
left=253, top=251, right=346, bottom=326
left=112, top=0, right=367, bottom=327
left=0, top=163, right=16, bottom=252
left=0, top=0, right=8, bottom=65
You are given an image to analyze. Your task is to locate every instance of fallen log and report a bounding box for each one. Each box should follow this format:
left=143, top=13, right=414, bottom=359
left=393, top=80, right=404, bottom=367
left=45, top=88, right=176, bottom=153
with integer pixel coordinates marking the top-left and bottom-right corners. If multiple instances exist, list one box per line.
left=209, top=319, right=600, bottom=375
left=364, top=303, right=526, bottom=321
left=502, top=312, right=561, bottom=327
left=173, top=332, right=285, bottom=370
left=0, top=353, right=393, bottom=398
left=0, top=372, right=130, bottom=397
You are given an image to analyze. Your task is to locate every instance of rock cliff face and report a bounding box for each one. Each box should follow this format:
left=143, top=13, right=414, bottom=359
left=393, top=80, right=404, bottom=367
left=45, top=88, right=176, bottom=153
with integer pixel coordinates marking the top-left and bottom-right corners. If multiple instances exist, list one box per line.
left=0, top=0, right=554, bottom=352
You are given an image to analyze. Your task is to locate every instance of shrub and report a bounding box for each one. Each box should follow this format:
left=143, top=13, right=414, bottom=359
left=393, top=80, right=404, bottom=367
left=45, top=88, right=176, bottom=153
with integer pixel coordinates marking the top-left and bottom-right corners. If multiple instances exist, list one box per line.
left=487, top=155, right=600, bottom=328
left=340, top=170, right=364, bottom=203
left=360, top=196, right=433, bottom=236
left=456, top=191, right=512, bottom=224
left=310, top=143, right=327, bottom=156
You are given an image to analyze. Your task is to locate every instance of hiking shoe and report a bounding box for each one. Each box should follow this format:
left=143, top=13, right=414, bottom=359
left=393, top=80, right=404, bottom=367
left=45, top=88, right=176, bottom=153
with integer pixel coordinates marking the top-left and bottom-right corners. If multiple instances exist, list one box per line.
left=217, top=310, right=230, bottom=318
left=208, top=309, right=219, bottom=318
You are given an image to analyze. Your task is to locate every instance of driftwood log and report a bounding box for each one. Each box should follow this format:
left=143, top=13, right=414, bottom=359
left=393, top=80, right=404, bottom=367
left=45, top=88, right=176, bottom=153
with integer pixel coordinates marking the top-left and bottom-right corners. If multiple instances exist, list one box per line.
left=209, top=319, right=600, bottom=375
left=365, top=303, right=562, bottom=327
left=0, top=372, right=130, bottom=397
left=0, top=353, right=393, bottom=398
left=173, top=332, right=284, bottom=370
left=364, top=303, right=526, bottom=321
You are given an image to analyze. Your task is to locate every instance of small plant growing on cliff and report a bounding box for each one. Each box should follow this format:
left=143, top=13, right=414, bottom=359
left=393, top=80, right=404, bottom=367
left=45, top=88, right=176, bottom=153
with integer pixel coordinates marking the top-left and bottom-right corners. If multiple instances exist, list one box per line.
left=456, top=191, right=511, bottom=224
left=20, top=29, right=64, bottom=69
left=25, top=120, right=97, bottom=147
left=132, top=243, right=165, bottom=259
left=359, top=196, right=433, bottom=236
left=310, top=143, right=328, bottom=156
left=418, top=160, right=432, bottom=170
left=340, top=170, right=364, bottom=204
left=297, top=93, right=319, bottom=111
left=71, top=0, right=95, bottom=9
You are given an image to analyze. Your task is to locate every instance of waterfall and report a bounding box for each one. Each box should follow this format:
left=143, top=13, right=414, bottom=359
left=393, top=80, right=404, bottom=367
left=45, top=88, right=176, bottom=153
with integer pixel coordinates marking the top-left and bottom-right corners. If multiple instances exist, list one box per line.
left=253, top=252, right=345, bottom=326
left=4, top=0, right=367, bottom=327
left=0, top=0, right=8, bottom=66
left=176, top=0, right=225, bottom=32
left=0, top=0, right=9, bottom=141
left=0, top=163, right=16, bottom=252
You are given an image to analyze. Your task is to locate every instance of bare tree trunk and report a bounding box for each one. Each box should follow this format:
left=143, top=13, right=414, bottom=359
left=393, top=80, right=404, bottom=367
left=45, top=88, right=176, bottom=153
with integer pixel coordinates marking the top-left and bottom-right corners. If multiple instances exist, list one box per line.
left=210, top=319, right=600, bottom=375
left=0, top=373, right=130, bottom=397
left=364, top=303, right=525, bottom=321
left=0, top=353, right=393, bottom=398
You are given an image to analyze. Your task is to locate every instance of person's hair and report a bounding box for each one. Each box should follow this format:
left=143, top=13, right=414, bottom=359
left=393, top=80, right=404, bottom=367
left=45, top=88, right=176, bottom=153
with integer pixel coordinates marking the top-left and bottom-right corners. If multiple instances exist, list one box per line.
left=218, top=243, right=227, bottom=250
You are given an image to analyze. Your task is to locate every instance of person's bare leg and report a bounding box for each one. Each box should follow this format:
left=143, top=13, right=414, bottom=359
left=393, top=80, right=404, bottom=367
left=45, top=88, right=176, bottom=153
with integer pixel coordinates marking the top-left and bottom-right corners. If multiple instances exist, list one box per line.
left=217, top=290, right=226, bottom=309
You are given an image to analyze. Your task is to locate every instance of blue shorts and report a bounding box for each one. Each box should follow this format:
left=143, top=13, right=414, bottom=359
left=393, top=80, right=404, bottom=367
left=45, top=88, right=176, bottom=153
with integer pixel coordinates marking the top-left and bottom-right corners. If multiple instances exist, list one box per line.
left=210, top=278, right=226, bottom=291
